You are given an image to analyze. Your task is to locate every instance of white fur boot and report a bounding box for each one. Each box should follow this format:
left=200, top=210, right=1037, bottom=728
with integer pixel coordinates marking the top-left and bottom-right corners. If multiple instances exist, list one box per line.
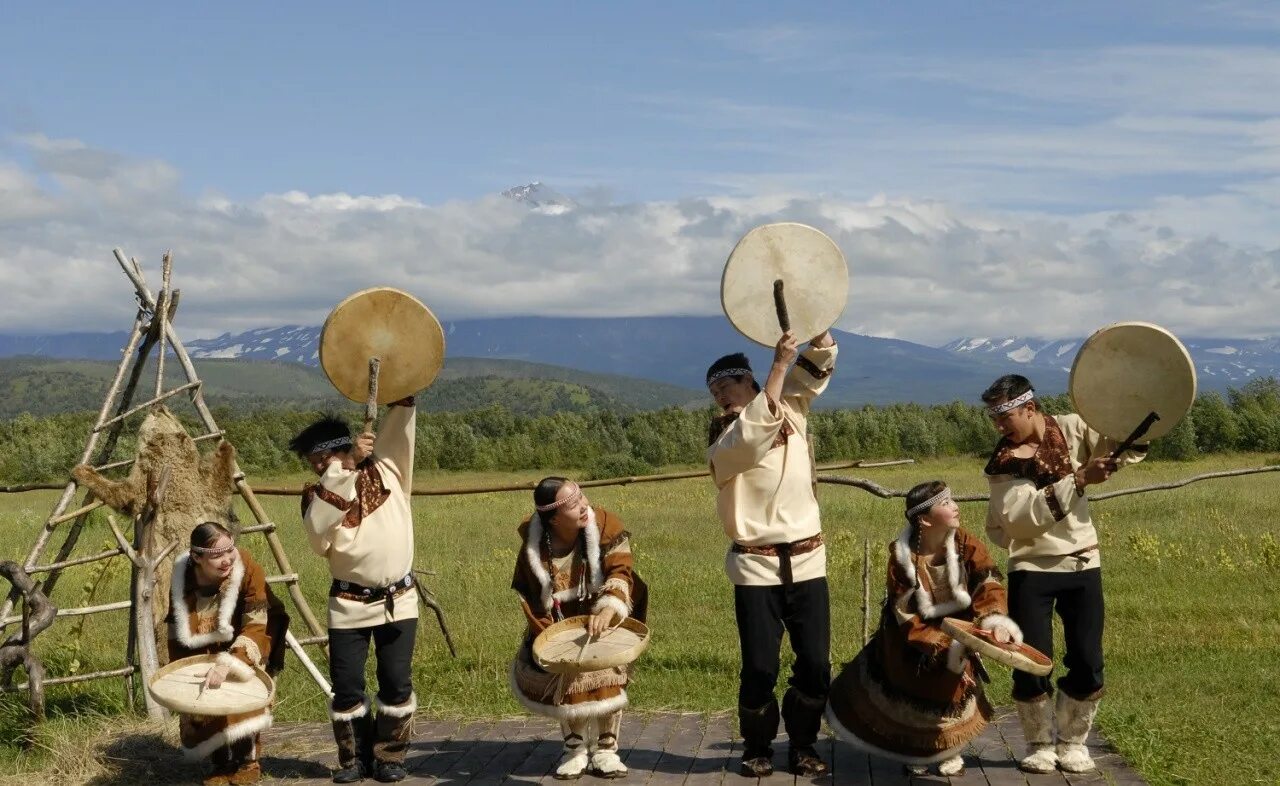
left=589, top=710, right=628, bottom=779
left=1015, top=697, right=1058, bottom=773
left=937, top=755, right=966, bottom=777
left=1056, top=692, right=1100, bottom=773
left=554, top=718, right=591, bottom=780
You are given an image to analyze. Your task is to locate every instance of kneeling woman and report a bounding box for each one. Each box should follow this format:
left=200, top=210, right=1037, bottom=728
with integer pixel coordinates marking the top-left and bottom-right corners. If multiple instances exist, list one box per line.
left=827, top=482, right=1021, bottom=777
left=167, top=522, right=289, bottom=786
left=510, top=477, right=648, bottom=780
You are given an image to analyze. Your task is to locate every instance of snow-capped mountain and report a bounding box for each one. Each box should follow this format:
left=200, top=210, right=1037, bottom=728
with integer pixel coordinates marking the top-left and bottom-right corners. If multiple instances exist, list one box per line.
left=501, top=181, right=575, bottom=214
left=190, top=325, right=321, bottom=364
left=942, top=335, right=1280, bottom=385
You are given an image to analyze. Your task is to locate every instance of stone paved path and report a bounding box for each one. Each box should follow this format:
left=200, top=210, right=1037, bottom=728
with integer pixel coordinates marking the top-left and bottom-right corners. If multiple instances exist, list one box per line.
left=90, top=711, right=1148, bottom=784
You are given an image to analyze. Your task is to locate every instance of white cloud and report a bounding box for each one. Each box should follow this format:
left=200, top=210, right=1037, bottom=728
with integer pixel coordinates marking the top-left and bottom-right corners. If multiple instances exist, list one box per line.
left=0, top=134, right=1276, bottom=346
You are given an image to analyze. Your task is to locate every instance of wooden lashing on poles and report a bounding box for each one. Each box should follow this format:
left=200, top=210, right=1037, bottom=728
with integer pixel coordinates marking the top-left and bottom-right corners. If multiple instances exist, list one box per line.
left=0, top=249, right=334, bottom=717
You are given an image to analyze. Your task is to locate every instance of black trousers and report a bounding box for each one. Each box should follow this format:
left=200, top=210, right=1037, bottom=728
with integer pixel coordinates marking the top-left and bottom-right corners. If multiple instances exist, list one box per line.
left=329, top=618, right=417, bottom=712
left=1008, top=568, right=1104, bottom=702
left=734, top=577, right=831, bottom=750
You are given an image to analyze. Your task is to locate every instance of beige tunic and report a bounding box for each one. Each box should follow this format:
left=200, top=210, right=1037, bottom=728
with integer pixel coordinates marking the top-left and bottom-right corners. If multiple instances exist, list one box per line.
left=302, top=404, right=419, bottom=628
left=708, top=344, right=836, bottom=586
left=985, top=413, right=1146, bottom=573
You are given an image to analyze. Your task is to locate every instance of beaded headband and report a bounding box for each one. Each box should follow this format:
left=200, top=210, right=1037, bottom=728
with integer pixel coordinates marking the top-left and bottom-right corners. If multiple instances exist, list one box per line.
left=192, top=543, right=235, bottom=557
left=706, top=367, right=751, bottom=387
left=905, top=488, right=952, bottom=520
left=310, top=436, right=352, bottom=453
left=986, top=390, right=1035, bottom=416
left=536, top=484, right=583, bottom=512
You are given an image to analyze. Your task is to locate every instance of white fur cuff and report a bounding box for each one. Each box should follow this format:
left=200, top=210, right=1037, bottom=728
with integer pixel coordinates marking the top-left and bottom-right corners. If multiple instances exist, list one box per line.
left=979, top=613, right=1024, bottom=645
left=945, top=639, right=968, bottom=674
left=591, top=593, right=629, bottom=623
left=215, top=652, right=256, bottom=682
left=330, top=697, right=371, bottom=721
left=377, top=693, right=417, bottom=718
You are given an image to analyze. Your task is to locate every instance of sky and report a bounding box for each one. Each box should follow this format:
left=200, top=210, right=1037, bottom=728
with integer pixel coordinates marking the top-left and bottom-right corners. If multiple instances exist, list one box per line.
left=1, top=2, right=1278, bottom=344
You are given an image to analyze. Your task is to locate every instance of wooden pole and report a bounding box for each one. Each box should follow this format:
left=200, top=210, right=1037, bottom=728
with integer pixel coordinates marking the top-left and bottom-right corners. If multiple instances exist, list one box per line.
left=107, top=513, right=170, bottom=721
left=861, top=539, right=871, bottom=645
left=365, top=357, right=381, bottom=434
left=154, top=251, right=172, bottom=399
left=113, top=257, right=329, bottom=647
left=0, top=310, right=148, bottom=635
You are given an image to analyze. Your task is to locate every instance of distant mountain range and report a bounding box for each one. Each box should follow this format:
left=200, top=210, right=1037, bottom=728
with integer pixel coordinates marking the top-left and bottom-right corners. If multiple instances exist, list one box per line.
left=4, top=316, right=1277, bottom=412
left=942, top=334, right=1280, bottom=386
left=2, top=317, right=1276, bottom=412
left=0, top=355, right=703, bottom=420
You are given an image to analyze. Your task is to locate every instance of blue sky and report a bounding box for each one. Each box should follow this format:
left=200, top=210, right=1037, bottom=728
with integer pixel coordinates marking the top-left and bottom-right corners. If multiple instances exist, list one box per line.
left=1, top=2, right=1278, bottom=340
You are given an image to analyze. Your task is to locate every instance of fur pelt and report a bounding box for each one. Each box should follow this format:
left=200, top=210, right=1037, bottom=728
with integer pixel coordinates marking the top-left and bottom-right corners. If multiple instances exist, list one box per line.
left=71, top=406, right=239, bottom=661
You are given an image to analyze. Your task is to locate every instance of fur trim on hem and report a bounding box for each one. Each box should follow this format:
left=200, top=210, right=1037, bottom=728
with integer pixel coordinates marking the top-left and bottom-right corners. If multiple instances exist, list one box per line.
left=376, top=693, right=417, bottom=718
left=823, top=704, right=964, bottom=766
left=171, top=552, right=244, bottom=649
left=330, top=697, right=371, bottom=721
left=508, top=661, right=628, bottom=721
left=214, top=652, right=256, bottom=681
left=182, top=712, right=272, bottom=761
left=978, top=613, right=1024, bottom=645
left=592, top=593, right=629, bottom=622
left=892, top=527, right=971, bottom=620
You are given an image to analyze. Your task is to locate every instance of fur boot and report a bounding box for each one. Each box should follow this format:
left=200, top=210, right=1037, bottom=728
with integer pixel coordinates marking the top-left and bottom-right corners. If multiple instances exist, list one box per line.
left=589, top=710, right=627, bottom=779
left=1056, top=692, right=1100, bottom=773
left=554, top=718, right=591, bottom=780
left=1015, top=697, right=1058, bottom=773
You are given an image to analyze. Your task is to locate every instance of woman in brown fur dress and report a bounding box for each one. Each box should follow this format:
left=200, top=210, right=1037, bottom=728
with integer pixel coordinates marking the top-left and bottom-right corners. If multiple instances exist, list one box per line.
left=509, top=477, right=648, bottom=780
left=167, top=522, right=288, bottom=785
left=826, top=481, right=1022, bottom=778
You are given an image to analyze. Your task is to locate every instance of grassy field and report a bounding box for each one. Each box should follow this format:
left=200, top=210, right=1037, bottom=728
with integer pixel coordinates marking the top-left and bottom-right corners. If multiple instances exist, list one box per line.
left=0, top=454, right=1277, bottom=785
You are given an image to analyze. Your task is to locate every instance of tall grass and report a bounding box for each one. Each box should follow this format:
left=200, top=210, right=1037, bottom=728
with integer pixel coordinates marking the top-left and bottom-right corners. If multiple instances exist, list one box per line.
left=0, top=454, right=1276, bottom=785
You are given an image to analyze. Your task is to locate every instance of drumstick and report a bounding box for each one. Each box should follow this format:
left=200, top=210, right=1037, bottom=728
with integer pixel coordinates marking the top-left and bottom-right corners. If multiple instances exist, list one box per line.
left=773, top=279, right=791, bottom=333
left=1109, top=411, right=1160, bottom=460
left=364, top=357, right=381, bottom=434
left=576, top=630, right=595, bottom=664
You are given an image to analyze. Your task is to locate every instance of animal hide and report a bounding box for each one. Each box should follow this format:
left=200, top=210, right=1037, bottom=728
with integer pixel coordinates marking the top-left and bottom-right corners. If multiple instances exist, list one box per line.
left=71, top=406, right=239, bottom=661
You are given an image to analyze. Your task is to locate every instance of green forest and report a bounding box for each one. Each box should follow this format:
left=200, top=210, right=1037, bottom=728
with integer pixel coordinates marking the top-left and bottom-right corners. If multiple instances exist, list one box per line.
left=3, top=378, right=1278, bottom=484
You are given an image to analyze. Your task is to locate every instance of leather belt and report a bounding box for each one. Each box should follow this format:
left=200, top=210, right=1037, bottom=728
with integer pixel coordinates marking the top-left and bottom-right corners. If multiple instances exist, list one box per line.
left=732, top=533, right=824, bottom=585
left=330, top=574, right=415, bottom=616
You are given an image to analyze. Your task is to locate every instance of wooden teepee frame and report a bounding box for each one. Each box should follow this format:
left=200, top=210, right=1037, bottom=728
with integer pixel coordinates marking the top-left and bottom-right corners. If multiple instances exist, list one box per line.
left=0, top=249, right=332, bottom=720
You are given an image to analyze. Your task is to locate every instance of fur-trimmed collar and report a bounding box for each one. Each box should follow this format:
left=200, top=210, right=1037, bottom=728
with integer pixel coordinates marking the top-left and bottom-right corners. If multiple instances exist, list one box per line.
left=523, top=507, right=603, bottom=615
left=892, top=526, right=972, bottom=619
left=171, top=550, right=245, bottom=649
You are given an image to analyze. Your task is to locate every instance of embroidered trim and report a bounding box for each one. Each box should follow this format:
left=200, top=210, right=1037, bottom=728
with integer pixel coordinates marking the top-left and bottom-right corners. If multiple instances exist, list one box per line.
left=311, top=436, right=352, bottom=453
left=984, top=415, right=1074, bottom=487
left=302, top=463, right=392, bottom=528
left=987, top=389, right=1035, bottom=416
left=905, top=488, right=952, bottom=520
left=537, top=483, right=583, bottom=513
left=706, top=367, right=752, bottom=386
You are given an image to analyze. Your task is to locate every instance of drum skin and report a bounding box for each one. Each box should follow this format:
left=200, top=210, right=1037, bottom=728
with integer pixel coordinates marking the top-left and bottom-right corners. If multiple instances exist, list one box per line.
left=721, top=223, right=849, bottom=347
left=1069, top=322, right=1196, bottom=442
left=319, top=287, right=445, bottom=404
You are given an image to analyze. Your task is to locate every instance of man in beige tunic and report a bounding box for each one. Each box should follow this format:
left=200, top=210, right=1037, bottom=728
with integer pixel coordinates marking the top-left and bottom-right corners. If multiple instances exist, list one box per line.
left=982, top=374, right=1145, bottom=775
left=290, top=398, right=418, bottom=784
left=706, top=329, right=836, bottom=778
